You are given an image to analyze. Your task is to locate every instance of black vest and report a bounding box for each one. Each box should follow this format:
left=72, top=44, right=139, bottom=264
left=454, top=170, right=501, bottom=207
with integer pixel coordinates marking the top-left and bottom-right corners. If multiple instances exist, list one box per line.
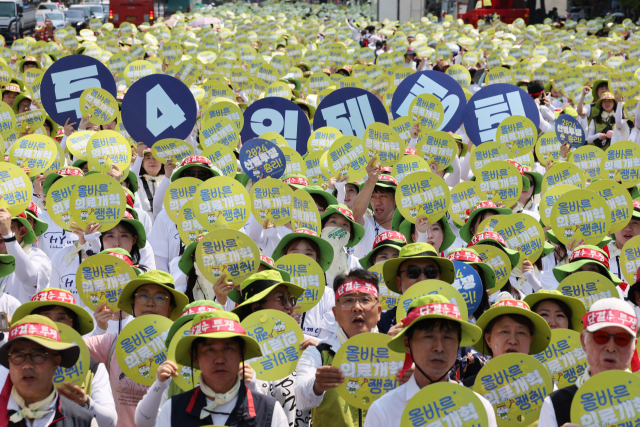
left=377, top=307, right=397, bottom=334
left=549, top=385, right=579, bottom=427
left=7, top=396, right=95, bottom=427
left=170, top=382, right=277, bottom=427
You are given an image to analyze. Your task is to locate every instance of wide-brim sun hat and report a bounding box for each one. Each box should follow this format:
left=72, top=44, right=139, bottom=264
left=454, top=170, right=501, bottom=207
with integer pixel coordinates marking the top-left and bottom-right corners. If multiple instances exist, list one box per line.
left=447, top=248, right=497, bottom=289
left=459, top=201, right=512, bottom=243
left=272, top=228, right=334, bottom=271
left=523, top=290, right=586, bottom=332
left=468, top=231, right=521, bottom=267
left=117, top=270, right=189, bottom=321
left=165, top=300, right=224, bottom=347
left=553, top=245, right=622, bottom=285
left=320, top=204, right=365, bottom=247
left=231, top=270, right=304, bottom=320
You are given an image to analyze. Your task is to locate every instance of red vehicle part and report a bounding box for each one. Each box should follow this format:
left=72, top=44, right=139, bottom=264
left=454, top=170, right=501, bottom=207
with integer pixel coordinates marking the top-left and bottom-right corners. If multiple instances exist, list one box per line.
left=458, top=0, right=529, bottom=27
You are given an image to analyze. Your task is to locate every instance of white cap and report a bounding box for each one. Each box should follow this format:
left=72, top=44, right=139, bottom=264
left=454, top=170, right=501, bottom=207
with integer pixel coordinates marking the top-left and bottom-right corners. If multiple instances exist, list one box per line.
left=584, top=298, right=638, bottom=337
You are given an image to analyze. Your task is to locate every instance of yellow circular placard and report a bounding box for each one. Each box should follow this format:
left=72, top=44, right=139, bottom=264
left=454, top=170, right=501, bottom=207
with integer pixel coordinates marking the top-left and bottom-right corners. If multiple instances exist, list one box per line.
left=15, top=110, right=45, bottom=134
left=191, top=176, right=250, bottom=231
left=539, top=184, right=578, bottom=227
left=588, top=179, right=633, bottom=234
left=448, top=181, right=482, bottom=227
left=69, top=174, right=126, bottom=232
left=281, top=147, right=306, bottom=176
left=0, top=163, right=32, bottom=215
left=176, top=204, right=209, bottom=245
left=550, top=189, right=611, bottom=246
left=79, top=87, right=119, bottom=126
left=557, top=272, right=618, bottom=310
left=326, top=135, right=367, bottom=182
left=199, top=117, right=240, bottom=149
left=368, top=263, right=400, bottom=312
left=275, top=254, right=325, bottom=314
left=620, top=235, right=640, bottom=285
left=332, top=332, right=404, bottom=410
left=166, top=321, right=200, bottom=391
left=291, top=189, right=321, bottom=234
left=496, top=115, right=538, bottom=151
left=9, top=134, right=57, bottom=176
left=250, top=177, right=293, bottom=227
left=396, top=171, right=450, bottom=224
left=396, top=280, right=468, bottom=322
left=486, top=66, right=516, bottom=85
left=241, top=309, right=304, bottom=381
left=76, top=253, right=138, bottom=311
left=474, top=353, right=553, bottom=427
left=541, top=163, right=585, bottom=195
left=54, top=323, right=91, bottom=387
left=67, top=131, right=94, bottom=161
left=533, top=329, right=588, bottom=390
left=446, top=64, right=472, bottom=86
left=415, top=130, right=458, bottom=171
left=307, top=126, right=342, bottom=153
left=48, top=175, right=84, bottom=231
left=115, top=315, right=173, bottom=386
left=535, top=131, right=562, bottom=166
left=304, top=150, right=331, bottom=188
left=568, top=145, right=604, bottom=181
left=494, top=213, right=545, bottom=264
left=391, top=154, right=429, bottom=183
left=602, top=140, right=640, bottom=188
left=124, top=60, right=156, bottom=86
left=362, top=122, right=405, bottom=167
left=151, top=139, right=194, bottom=165
left=86, top=130, right=131, bottom=176
left=474, top=244, right=513, bottom=290
left=202, top=101, right=244, bottom=133
left=476, top=160, right=523, bottom=207
left=408, top=93, right=444, bottom=131
left=194, top=228, right=260, bottom=285
left=402, top=382, right=490, bottom=427
left=200, top=144, right=237, bottom=179
left=163, top=177, right=201, bottom=223
left=469, top=141, right=512, bottom=176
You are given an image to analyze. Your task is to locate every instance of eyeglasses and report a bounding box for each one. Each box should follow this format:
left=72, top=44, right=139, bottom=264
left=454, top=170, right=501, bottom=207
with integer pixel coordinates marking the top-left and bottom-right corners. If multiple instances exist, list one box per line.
left=135, top=293, right=170, bottom=306
left=182, top=169, right=211, bottom=180
left=399, top=265, right=440, bottom=280
left=264, top=294, right=297, bottom=307
left=592, top=330, right=633, bottom=346
left=338, top=296, right=378, bottom=308
left=8, top=352, right=49, bottom=365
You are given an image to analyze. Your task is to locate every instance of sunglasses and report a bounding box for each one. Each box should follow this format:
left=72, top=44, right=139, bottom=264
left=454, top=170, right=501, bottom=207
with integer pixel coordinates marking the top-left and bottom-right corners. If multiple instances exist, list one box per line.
left=592, top=330, right=633, bottom=347
left=182, top=169, right=211, bottom=180
left=264, top=294, right=297, bottom=307
left=399, top=265, right=440, bottom=280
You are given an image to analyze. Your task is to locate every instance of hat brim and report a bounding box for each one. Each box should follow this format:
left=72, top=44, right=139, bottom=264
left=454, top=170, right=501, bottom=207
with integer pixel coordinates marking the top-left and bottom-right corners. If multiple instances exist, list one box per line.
left=118, top=280, right=189, bottom=321
left=26, top=212, right=49, bottom=237
left=120, top=217, right=147, bottom=248
left=13, top=301, right=95, bottom=335
left=388, top=313, right=482, bottom=352
left=524, top=171, right=543, bottom=195
left=553, top=259, right=622, bottom=285
left=383, top=255, right=455, bottom=294
left=459, top=207, right=512, bottom=243
left=359, top=243, right=403, bottom=269
left=14, top=217, right=36, bottom=244
left=472, top=306, right=551, bottom=355
left=171, top=163, right=220, bottom=182
left=227, top=260, right=292, bottom=304
left=272, top=233, right=334, bottom=271
left=305, top=188, right=338, bottom=206
left=320, top=206, right=365, bottom=247
left=398, top=216, right=456, bottom=252
left=0, top=336, right=80, bottom=369
left=471, top=262, right=497, bottom=289
left=231, top=281, right=304, bottom=320
left=175, top=331, right=262, bottom=368
left=523, top=293, right=586, bottom=332
left=0, top=254, right=15, bottom=278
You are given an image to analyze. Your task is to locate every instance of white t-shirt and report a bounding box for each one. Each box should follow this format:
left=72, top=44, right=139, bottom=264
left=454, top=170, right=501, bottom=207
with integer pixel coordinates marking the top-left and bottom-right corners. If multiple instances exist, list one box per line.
left=33, top=208, right=78, bottom=261
left=300, top=286, right=336, bottom=339
left=4, top=245, right=52, bottom=303
left=148, top=209, right=182, bottom=271
left=353, top=215, right=390, bottom=259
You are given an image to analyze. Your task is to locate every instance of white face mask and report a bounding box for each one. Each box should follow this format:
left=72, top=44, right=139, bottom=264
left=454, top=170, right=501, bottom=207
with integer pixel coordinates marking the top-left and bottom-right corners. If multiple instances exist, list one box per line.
left=321, top=226, right=351, bottom=249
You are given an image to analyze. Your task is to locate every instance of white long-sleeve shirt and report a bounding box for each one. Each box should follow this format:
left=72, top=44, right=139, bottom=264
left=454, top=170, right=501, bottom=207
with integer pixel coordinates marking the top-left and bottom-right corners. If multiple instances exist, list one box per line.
left=3, top=237, right=51, bottom=303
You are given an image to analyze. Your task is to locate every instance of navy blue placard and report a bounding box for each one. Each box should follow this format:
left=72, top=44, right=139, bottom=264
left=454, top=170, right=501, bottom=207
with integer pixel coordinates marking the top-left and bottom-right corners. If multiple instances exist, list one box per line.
left=313, top=87, right=388, bottom=138
left=555, top=114, right=586, bottom=148
left=240, top=97, right=311, bottom=157
left=240, top=138, right=286, bottom=181
left=41, top=55, right=117, bottom=129
left=120, top=74, right=197, bottom=145
left=463, top=84, right=540, bottom=146
left=391, top=70, right=467, bottom=132
left=451, top=260, right=483, bottom=316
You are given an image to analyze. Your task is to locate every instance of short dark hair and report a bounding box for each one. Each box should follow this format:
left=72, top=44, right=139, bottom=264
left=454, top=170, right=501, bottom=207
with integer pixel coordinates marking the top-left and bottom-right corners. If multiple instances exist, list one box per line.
left=333, top=269, right=379, bottom=293
left=485, top=314, right=535, bottom=336
left=372, top=186, right=395, bottom=196
left=532, top=299, right=573, bottom=330
left=32, top=305, right=79, bottom=332
left=405, top=318, right=462, bottom=344
left=527, top=80, right=545, bottom=96
left=282, top=237, right=320, bottom=260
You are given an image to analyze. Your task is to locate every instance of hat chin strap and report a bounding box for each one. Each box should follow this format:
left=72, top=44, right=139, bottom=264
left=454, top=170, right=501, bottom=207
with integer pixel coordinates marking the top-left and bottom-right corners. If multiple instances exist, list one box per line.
left=407, top=337, right=454, bottom=386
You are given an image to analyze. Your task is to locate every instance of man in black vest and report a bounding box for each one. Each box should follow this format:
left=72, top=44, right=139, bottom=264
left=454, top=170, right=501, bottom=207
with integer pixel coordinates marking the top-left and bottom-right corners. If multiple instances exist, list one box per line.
left=539, top=298, right=638, bottom=427
left=156, top=311, right=287, bottom=427
left=0, top=315, right=97, bottom=427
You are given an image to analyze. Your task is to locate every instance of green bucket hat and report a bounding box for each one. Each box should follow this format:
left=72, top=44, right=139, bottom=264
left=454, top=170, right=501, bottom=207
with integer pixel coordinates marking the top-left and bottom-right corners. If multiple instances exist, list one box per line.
left=459, top=201, right=512, bottom=243
left=468, top=231, right=521, bottom=267
left=18, top=56, right=42, bottom=74
left=43, top=115, right=59, bottom=137
left=171, top=155, right=222, bottom=182
left=523, top=290, right=586, bottom=333
left=305, top=185, right=338, bottom=207
left=13, top=288, right=95, bottom=335
left=522, top=166, right=543, bottom=195
left=472, top=297, right=552, bottom=356
left=272, top=229, right=334, bottom=272
left=592, top=79, right=609, bottom=103
left=359, top=230, right=407, bottom=269
left=117, top=270, right=189, bottom=321
left=22, top=201, right=48, bottom=238
left=447, top=248, right=497, bottom=289
left=320, top=204, right=365, bottom=247
left=165, top=300, right=224, bottom=347
left=125, top=169, right=139, bottom=193
left=552, top=245, right=622, bottom=285
left=12, top=92, right=32, bottom=115
left=388, top=294, right=482, bottom=353
left=175, top=311, right=262, bottom=368
left=14, top=209, right=38, bottom=245
left=227, top=254, right=292, bottom=304
left=231, top=270, right=304, bottom=320
left=0, top=315, right=80, bottom=369
left=119, top=210, right=147, bottom=248
left=294, top=99, right=316, bottom=119
left=452, top=133, right=468, bottom=157
left=97, top=248, right=141, bottom=274
left=282, top=174, right=309, bottom=189
left=595, top=92, right=616, bottom=111
left=399, top=216, right=456, bottom=253
left=72, top=159, right=88, bottom=170
left=42, top=168, right=85, bottom=196
left=382, top=242, right=455, bottom=294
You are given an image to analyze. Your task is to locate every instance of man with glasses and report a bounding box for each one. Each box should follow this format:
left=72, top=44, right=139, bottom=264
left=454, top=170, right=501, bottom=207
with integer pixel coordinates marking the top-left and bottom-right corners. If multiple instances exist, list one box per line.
left=0, top=315, right=97, bottom=427
left=539, top=298, right=638, bottom=427
left=378, top=243, right=456, bottom=334
left=295, top=269, right=382, bottom=427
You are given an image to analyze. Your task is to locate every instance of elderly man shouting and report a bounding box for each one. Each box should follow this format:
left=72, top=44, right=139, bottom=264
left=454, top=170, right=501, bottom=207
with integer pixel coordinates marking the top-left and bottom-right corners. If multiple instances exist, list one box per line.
left=539, top=298, right=638, bottom=427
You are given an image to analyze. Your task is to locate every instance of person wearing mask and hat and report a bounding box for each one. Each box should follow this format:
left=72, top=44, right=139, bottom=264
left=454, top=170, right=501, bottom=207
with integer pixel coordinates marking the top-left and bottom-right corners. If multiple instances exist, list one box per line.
left=364, top=295, right=497, bottom=427
left=0, top=206, right=52, bottom=304
left=0, top=315, right=97, bottom=427
left=379, top=242, right=456, bottom=334
left=156, top=311, right=288, bottom=427
left=319, top=204, right=365, bottom=285
left=539, top=298, right=638, bottom=427
left=577, top=80, right=610, bottom=130
left=10, top=288, right=117, bottom=427
left=352, top=158, right=400, bottom=259
left=294, top=269, right=382, bottom=427
left=462, top=293, right=552, bottom=387
left=134, top=301, right=224, bottom=427
left=524, top=290, right=586, bottom=332
left=586, top=92, right=628, bottom=149
left=148, top=156, right=221, bottom=273
left=83, top=270, right=188, bottom=427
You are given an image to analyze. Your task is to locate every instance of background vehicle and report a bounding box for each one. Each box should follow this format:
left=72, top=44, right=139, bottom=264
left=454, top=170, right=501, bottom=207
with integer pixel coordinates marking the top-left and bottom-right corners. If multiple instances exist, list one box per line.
left=165, top=0, right=196, bottom=14
left=457, top=0, right=528, bottom=26
left=64, top=8, right=88, bottom=30
left=0, top=0, right=36, bottom=40
left=37, top=10, right=68, bottom=29
left=109, top=0, right=162, bottom=26
left=81, top=3, right=106, bottom=22
left=100, top=1, right=108, bottom=19
left=566, top=6, right=588, bottom=20
left=37, top=2, right=64, bottom=11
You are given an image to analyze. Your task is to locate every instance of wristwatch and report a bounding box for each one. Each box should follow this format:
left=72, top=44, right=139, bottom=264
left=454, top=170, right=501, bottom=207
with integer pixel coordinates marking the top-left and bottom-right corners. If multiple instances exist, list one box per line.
left=83, top=397, right=91, bottom=409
